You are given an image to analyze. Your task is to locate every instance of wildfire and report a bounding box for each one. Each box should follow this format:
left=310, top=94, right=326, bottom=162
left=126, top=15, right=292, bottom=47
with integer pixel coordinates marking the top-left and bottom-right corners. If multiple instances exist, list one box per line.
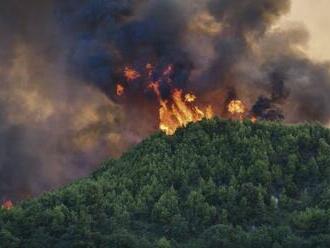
left=228, top=100, right=246, bottom=115
left=2, top=200, right=13, bottom=210
left=124, top=66, right=141, bottom=81
left=185, top=93, right=197, bottom=103
left=147, top=81, right=213, bottom=135
left=116, top=84, right=125, bottom=96
left=251, top=116, right=257, bottom=123
left=158, top=89, right=213, bottom=135
left=117, top=63, right=258, bottom=136
left=148, top=82, right=161, bottom=97
left=118, top=63, right=214, bottom=135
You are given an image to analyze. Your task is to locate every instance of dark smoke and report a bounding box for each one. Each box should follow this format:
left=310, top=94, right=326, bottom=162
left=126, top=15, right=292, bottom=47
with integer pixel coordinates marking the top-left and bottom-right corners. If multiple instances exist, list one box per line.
left=208, top=0, right=290, bottom=33
left=0, top=0, right=129, bottom=201
left=1, top=0, right=330, bottom=201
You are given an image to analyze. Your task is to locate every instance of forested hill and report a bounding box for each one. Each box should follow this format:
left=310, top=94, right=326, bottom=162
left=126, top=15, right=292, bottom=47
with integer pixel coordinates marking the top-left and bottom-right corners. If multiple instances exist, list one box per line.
left=1, top=118, right=330, bottom=247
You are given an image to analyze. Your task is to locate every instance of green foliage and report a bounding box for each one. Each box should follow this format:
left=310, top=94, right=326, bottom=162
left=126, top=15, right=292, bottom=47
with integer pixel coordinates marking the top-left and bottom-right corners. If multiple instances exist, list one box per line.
left=1, top=118, right=330, bottom=247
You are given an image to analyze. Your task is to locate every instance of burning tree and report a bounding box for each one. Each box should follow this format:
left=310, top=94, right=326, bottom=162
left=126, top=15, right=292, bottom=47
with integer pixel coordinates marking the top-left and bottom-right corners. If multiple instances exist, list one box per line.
left=2, top=200, right=13, bottom=210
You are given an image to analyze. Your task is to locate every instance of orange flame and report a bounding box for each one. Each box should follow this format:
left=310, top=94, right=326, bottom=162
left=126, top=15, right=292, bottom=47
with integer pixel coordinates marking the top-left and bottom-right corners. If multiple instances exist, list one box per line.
left=124, top=66, right=141, bottom=81
left=121, top=64, right=215, bottom=135
left=228, top=100, right=246, bottom=115
left=185, top=93, right=197, bottom=103
left=2, top=200, right=13, bottom=210
left=116, top=84, right=125, bottom=96
left=158, top=89, right=213, bottom=135
left=117, top=64, right=262, bottom=135
left=148, top=82, right=161, bottom=97
left=119, top=64, right=259, bottom=133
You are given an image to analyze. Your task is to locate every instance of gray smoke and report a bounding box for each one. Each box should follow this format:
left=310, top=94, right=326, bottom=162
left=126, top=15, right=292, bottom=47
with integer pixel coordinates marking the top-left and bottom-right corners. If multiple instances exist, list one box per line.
left=0, top=0, right=131, bottom=201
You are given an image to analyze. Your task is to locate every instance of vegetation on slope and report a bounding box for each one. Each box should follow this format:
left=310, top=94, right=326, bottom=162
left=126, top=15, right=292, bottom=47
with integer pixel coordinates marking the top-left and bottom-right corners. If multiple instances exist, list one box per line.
left=1, top=118, right=330, bottom=247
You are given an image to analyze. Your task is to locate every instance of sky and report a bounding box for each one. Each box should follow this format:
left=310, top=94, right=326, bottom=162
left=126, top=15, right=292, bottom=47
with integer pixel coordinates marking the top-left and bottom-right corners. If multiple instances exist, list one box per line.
left=284, top=0, right=330, bottom=61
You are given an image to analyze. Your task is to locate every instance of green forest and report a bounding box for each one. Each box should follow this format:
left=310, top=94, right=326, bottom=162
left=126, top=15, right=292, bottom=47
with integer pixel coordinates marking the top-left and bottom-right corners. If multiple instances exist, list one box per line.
left=1, top=118, right=330, bottom=247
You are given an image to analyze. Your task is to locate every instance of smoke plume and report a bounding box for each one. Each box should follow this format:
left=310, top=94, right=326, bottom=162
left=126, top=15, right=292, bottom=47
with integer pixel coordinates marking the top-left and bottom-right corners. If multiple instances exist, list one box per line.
left=1, top=0, right=330, bottom=201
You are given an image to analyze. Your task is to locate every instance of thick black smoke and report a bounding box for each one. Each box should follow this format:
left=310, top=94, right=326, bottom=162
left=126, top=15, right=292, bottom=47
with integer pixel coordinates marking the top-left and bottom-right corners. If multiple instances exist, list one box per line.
left=1, top=0, right=330, bottom=201
left=56, top=0, right=194, bottom=96
left=55, top=0, right=330, bottom=122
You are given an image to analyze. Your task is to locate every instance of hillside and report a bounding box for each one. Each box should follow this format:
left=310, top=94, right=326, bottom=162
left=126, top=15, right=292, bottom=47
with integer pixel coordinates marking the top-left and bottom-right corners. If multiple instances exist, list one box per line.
left=1, top=118, right=330, bottom=247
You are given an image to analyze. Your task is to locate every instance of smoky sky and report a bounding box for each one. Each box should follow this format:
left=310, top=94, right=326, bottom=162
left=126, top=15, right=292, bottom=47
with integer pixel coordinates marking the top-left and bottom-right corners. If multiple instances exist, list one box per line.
left=286, top=0, right=330, bottom=61
left=1, top=0, right=330, bottom=201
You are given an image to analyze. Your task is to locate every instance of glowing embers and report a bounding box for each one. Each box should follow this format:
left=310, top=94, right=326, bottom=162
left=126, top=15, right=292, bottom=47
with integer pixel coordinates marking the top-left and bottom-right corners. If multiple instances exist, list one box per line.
left=116, top=84, right=125, bottom=96
left=2, top=200, right=13, bottom=210
left=251, top=116, right=257, bottom=123
left=227, top=100, right=246, bottom=120
left=124, top=66, right=141, bottom=81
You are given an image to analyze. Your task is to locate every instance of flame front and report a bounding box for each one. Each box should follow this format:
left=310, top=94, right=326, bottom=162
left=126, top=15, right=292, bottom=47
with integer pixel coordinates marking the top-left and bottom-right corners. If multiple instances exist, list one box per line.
left=158, top=89, right=214, bottom=135
left=116, top=64, right=257, bottom=136
left=146, top=81, right=213, bottom=135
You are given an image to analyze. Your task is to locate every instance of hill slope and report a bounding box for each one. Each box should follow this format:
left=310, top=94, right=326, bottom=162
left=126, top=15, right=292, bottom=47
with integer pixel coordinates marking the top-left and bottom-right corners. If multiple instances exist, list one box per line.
left=1, top=118, right=330, bottom=247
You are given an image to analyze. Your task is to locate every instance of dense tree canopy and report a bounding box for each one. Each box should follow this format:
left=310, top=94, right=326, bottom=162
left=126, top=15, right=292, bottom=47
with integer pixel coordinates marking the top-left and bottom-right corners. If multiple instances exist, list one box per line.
left=1, top=118, right=330, bottom=247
